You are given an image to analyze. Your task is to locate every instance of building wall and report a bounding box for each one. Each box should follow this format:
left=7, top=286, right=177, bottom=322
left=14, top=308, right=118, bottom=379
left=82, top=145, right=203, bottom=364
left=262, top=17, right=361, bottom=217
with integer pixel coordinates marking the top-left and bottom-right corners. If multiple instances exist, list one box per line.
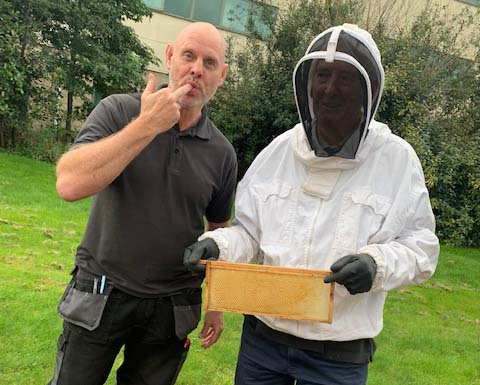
left=126, top=0, right=478, bottom=80
left=123, top=0, right=284, bottom=81
left=363, top=0, right=479, bottom=58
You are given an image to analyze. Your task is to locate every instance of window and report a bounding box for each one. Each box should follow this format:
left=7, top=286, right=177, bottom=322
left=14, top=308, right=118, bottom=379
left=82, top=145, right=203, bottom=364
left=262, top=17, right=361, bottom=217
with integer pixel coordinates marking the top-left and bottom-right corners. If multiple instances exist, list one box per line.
left=144, top=0, right=278, bottom=38
left=222, top=0, right=250, bottom=32
left=249, top=1, right=277, bottom=38
left=194, top=0, right=223, bottom=25
left=144, top=0, right=164, bottom=11
left=456, top=0, right=480, bottom=5
left=164, top=0, right=192, bottom=18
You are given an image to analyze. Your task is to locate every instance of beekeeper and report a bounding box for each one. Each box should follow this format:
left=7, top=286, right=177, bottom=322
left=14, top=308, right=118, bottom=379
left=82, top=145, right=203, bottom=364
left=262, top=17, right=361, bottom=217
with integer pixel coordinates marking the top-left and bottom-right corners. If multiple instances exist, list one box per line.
left=184, top=24, right=439, bottom=385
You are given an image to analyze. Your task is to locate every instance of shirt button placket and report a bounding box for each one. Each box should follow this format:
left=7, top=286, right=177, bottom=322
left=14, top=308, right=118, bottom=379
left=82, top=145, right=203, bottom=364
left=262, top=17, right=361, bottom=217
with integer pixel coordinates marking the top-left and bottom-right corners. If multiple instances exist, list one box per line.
left=171, top=135, right=183, bottom=174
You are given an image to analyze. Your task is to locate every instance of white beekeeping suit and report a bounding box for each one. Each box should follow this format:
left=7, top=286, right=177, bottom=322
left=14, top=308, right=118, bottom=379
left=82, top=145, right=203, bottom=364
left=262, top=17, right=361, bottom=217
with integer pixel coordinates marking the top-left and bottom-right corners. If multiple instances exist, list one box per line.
left=199, top=24, right=439, bottom=342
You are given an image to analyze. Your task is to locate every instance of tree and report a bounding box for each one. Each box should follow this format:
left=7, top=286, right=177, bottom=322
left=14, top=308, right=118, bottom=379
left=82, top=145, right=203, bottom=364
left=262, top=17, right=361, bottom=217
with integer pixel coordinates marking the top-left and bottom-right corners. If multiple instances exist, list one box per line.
left=0, top=0, right=55, bottom=147
left=0, top=0, right=23, bottom=147
left=39, top=0, right=157, bottom=135
left=375, top=5, right=480, bottom=246
left=0, top=0, right=157, bottom=151
left=209, top=0, right=480, bottom=246
left=210, top=0, right=364, bottom=177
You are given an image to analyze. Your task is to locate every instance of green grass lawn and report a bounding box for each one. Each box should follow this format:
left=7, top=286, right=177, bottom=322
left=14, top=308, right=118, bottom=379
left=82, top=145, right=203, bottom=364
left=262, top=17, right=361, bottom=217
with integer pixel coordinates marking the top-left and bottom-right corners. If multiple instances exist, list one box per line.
left=0, top=151, right=479, bottom=385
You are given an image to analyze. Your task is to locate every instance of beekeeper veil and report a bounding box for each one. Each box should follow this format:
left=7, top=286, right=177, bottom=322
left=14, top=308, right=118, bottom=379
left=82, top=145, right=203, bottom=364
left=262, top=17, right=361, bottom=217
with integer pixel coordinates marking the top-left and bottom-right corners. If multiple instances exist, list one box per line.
left=293, top=24, right=384, bottom=159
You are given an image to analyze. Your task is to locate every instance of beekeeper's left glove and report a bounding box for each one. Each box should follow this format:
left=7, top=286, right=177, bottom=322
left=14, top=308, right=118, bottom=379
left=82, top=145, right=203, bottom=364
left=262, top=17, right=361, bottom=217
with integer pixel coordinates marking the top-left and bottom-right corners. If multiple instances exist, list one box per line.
left=324, top=254, right=376, bottom=294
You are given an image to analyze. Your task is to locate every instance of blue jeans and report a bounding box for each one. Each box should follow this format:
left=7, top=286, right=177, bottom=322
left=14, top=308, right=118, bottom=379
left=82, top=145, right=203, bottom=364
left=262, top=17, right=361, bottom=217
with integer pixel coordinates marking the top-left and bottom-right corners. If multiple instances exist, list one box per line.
left=235, top=317, right=369, bottom=385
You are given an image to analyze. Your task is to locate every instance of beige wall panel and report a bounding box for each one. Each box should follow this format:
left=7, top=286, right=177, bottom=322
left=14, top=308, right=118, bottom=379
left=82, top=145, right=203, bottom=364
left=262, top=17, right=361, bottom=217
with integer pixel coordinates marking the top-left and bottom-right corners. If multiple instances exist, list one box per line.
left=364, top=0, right=478, bottom=58
left=124, top=12, right=250, bottom=76
left=125, top=0, right=477, bottom=75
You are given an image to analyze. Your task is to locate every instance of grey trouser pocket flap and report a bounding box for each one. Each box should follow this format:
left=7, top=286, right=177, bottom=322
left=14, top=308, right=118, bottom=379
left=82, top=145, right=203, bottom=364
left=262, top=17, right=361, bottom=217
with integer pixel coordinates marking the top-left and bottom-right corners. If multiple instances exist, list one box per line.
left=171, top=290, right=202, bottom=340
left=58, top=284, right=110, bottom=331
left=172, top=304, right=201, bottom=340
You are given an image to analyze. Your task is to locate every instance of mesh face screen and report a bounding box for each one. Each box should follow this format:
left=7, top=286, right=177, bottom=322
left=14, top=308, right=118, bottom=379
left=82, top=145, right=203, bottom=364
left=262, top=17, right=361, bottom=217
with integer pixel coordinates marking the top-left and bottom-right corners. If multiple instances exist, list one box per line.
left=308, top=31, right=381, bottom=106
left=204, top=261, right=334, bottom=323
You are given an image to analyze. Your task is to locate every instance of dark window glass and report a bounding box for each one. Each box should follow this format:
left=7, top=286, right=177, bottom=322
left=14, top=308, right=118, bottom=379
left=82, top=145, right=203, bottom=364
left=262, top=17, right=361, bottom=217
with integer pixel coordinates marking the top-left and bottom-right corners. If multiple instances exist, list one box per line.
left=194, top=0, right=223, bottom=24
left=221, top=0, right=250, bottom=32
left=164, top=0, right=193, bottom=19
left=144, top=0, right=164, bottom=11
left=250, top=2, right=277, bottom=38
left=144, top=0, right=278, bottom=38
left=457, top=0, right=479, bottom=6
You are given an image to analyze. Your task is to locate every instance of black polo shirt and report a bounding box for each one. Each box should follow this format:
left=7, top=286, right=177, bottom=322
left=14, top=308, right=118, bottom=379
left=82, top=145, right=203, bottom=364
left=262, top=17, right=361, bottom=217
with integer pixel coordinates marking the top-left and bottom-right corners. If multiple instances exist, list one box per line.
left=71, top=92, right=237, bottom=297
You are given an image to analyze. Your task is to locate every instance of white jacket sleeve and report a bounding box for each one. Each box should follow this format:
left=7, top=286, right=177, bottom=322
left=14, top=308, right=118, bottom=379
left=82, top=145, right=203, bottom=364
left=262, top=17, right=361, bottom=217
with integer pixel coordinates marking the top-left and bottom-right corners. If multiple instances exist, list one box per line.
left=199, top=175, right=262, bottom=264
left=360, top=157, right=439, bottom=291
left=199, top=135, right=292, bottom=263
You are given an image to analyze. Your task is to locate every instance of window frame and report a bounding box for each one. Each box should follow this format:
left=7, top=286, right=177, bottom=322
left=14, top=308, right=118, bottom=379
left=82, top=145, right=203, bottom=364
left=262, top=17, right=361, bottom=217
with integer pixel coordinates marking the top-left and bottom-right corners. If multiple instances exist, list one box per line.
left=455, top=0, right=480, bottom=6
left=145, top=0, right=278, bottom=38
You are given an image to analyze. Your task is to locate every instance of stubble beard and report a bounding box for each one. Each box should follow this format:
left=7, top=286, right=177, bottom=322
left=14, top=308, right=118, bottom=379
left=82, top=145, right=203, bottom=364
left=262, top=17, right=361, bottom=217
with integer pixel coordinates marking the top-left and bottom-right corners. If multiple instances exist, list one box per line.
left=178, top=96, right=204, bottom=109
left=170, top=76, right=208, bottom=109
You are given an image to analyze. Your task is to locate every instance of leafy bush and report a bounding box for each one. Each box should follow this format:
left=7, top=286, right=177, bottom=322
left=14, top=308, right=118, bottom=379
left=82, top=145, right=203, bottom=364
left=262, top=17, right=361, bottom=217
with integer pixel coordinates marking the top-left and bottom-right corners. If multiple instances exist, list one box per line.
left=210, top=0, right=364, bottom=177
left=0, top=0, right=156, bottom=148
left=13, top=126, right=69, bottom=163
left=375, top=6, right=480, bottom=245
left=210, top=0, right=480, bottom=246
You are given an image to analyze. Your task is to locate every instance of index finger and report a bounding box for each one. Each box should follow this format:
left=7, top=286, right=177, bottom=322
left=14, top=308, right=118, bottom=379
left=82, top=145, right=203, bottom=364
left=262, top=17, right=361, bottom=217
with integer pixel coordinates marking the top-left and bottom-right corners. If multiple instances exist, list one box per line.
left=324, top=269, right=353, bottom=284
left=171, top=84, right=193, bottom=100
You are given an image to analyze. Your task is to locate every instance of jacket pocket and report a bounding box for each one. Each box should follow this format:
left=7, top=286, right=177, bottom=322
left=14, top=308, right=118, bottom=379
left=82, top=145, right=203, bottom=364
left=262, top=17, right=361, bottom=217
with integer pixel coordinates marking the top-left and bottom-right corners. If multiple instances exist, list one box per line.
left=57, top=284, right=111, bottom=331
left=253, top=181, right=297, bottom=245
left=332, top=190, right=391, bottom=253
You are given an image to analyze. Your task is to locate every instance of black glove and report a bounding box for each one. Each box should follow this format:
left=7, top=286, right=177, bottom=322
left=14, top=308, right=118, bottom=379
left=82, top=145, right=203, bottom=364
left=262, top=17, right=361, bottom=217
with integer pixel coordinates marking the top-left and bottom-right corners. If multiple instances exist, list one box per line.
left=324, top=254, right=377, bottom=294
left=183, top=238, right=220, bottom=273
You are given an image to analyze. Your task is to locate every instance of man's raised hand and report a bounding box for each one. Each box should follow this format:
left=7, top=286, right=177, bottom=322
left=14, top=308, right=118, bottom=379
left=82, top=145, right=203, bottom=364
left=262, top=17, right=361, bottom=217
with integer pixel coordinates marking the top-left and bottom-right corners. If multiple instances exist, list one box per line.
left=139, top=73, right=192, bottom=135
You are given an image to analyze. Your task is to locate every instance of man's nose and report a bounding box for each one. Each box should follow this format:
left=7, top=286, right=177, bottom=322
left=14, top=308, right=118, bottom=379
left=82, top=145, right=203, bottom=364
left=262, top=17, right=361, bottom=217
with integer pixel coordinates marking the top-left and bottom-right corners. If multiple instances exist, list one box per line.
left=190, top=58, right=203, bottom=78
left=324, top=74, right=339, bottom=94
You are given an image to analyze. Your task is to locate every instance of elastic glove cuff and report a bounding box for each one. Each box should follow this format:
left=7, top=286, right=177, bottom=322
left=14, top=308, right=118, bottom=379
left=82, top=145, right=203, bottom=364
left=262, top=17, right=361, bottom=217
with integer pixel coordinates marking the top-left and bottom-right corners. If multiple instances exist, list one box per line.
left=199, top=231, right=228, bottom=261
left=358, top=246, right=385, bottom=291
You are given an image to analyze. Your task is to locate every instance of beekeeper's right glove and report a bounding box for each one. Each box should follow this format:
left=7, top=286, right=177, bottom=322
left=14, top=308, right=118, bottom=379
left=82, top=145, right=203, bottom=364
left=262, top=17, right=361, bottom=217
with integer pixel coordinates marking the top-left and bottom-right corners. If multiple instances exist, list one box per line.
left=183, top=238, right=220, bottom=273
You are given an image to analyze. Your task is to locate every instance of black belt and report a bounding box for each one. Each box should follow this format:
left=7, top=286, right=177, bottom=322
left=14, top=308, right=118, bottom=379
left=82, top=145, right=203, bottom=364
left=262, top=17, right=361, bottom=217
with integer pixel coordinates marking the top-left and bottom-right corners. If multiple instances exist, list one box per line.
left=70, top=267, right=114, bottom=294
left=70, top=266, right=201, bottom=300
left=246, top=315, right=376, bottom=364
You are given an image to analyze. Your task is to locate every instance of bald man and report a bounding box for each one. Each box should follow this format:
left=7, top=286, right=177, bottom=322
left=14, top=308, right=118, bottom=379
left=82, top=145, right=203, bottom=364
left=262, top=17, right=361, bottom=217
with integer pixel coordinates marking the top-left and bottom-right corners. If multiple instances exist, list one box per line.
left=48, top=22, right=237, bottom=385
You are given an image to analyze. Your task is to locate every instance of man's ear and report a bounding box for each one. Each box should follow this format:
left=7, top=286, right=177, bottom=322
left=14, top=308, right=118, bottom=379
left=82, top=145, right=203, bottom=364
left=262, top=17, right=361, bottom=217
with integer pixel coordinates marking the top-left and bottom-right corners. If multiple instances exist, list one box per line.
left=165, top=44, right=174, bottom=70
left=218, top=63, right=229, bottom=86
